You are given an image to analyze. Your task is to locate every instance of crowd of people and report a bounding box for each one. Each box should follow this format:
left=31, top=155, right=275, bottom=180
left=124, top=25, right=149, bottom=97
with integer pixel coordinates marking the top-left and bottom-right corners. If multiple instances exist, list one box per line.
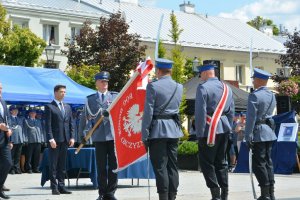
left=0, top=59, right=277, bottom=200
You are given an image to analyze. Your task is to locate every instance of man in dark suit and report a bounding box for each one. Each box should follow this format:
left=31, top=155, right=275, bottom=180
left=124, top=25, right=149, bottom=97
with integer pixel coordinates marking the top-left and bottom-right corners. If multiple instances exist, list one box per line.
left=0, top=82, right=13, bottom=199
left=45, top=85, right=74, bottom=195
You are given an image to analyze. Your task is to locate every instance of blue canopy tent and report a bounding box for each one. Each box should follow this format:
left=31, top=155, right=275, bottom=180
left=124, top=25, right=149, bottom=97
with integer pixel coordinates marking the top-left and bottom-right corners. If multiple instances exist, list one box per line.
left=0, top=66, right=95, bottom=105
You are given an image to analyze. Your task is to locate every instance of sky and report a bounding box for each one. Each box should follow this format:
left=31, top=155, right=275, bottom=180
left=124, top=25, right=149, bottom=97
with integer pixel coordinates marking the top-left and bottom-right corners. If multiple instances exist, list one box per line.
left=139, top=0, right=300, bottom=32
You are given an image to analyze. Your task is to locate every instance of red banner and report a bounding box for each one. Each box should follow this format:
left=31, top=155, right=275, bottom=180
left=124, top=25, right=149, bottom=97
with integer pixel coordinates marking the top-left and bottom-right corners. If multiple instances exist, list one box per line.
left=109, top=59, right=153, bottom=171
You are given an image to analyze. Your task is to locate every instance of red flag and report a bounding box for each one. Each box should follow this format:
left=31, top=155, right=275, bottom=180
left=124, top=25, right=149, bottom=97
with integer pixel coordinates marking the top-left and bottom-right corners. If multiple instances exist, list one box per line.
left=108, top=58, right=153, bottom=171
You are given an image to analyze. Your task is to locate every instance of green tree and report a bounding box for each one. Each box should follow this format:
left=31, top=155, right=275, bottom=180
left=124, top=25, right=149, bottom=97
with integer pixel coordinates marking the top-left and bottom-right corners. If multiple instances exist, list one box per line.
left=168, top=11, right=185, bottom=83
left=66, top=64, right=99, bottom=90
left=247, top=16, right=279, bottom=36
left=158, top=40, right=166, bottom=58
left=62, top=12, right=147, bottom=91
left=168, top=11, right=187, bottom=125
left=0, top=4, right=46, bottom=66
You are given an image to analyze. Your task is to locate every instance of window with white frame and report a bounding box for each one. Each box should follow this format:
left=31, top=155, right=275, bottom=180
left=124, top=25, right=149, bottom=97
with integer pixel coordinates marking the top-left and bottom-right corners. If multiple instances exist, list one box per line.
left=43, top=24, right=59, bottom=45
left=235, top=64, right=245, bottom=84
left=70, top=27, right=81, bottom=43
left=12, top=19, right=29, bottom=28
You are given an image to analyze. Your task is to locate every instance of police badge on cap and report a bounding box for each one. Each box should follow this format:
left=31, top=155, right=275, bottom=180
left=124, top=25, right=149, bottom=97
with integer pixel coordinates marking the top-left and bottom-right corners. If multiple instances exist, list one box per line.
left=94, top=71, right=110, bottom=81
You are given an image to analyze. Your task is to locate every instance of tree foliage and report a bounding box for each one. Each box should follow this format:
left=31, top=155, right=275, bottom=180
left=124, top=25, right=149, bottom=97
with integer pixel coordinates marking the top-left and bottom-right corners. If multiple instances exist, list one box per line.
left=184, top=57, right=202, bottom=80
left=0, top=4, right=46, bottom=66
left=62, top=12, right=147, bottom=91
left=168, top=11, right=183, bottom=45
left=168, top=11, right=187, bottom=125
left=247, top=16, right=279, bottom=36
left=66, top=64, right=99, bottom=90
left=158, top=40, right=166, bottom=58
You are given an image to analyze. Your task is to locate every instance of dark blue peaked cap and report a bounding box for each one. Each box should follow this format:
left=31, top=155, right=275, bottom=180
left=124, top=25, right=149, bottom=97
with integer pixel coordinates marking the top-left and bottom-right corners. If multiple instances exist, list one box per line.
left=252, top=68, right=271, bottom=80
left=155, top=58, right=173, bottom=69
left=9, top=105, right=18, bottom=111
left=95, top=71, right=110, bottom=81
left=198, top=64, right=216, bottom=73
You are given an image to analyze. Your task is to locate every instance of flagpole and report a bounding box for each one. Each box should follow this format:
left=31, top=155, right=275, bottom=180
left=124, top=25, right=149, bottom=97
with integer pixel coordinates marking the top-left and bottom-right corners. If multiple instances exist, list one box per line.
left=249, top=38, right=253, bottom=90
left=147, top=150, right=150, bottom=200
left=154, top=14, right=164, bottom=60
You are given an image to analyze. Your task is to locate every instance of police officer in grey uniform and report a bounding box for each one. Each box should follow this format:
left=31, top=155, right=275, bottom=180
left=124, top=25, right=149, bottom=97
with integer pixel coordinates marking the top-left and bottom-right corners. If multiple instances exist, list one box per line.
left=9, top=105, right=25, bottom=174
left=79, top=71, right=118, bottom=200
left=24, top=108, right=44, bottom=173
left=245, top=68, right=277, bottom=200
left=142, top=58, right=183, bottom=200
left=195, top=64, right=234, bottom=200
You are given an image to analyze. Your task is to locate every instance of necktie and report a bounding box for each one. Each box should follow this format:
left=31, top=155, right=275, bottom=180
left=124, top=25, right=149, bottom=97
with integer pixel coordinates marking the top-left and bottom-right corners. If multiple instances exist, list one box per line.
left=59, top=102, right=65, bottom=116
left=101, top=93, right=105, bottom=102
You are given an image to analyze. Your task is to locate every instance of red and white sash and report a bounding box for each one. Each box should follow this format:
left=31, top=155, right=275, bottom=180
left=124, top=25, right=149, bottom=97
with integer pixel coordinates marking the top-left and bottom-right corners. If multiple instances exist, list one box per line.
left=206, top=82, right=229, bottom=146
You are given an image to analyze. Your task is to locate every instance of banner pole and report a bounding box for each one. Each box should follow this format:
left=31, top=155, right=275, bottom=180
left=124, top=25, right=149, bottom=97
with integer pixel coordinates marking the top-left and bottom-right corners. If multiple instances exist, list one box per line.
left=249, top=149, right=257, bottom=199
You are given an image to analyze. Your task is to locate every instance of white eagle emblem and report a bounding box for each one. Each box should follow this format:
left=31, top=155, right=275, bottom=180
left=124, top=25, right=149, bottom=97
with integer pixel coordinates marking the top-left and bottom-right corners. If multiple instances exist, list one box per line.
left=123, top=104, right=143, bottom=137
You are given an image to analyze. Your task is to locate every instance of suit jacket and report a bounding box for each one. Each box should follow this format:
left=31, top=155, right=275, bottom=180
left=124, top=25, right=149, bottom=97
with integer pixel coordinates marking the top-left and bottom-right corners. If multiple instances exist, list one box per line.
left=141, top=76, right=183, bottom=140
left=78, top=91, right=118, bottom=142
left=0, top=98, right=10, bottom=146
left=194, top=77, right=235, bottom=138
left=23, top=118, right=43, bottom=143
left=10, top=116, right=25, bottom=144
left=245, top=86, right=277, bottom=142
left=45, top=100, right=74, bottom=143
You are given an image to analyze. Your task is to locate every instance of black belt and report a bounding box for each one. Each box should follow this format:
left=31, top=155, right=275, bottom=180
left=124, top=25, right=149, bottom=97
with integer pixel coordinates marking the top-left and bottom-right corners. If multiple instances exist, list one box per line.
left=255, top=119, right=267, bottom=126
left=153, top=114, right=177, bottom=120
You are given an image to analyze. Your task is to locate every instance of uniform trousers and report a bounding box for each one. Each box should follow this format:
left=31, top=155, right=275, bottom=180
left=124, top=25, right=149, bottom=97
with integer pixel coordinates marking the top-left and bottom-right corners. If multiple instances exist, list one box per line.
left=0, top=143, right=12, bottom=188
left=94, top=141, right=118, bottom=197
left=149, top=138, right=179, bottom=194
left=25, top=143, right=41, bottom=171
left=11, top=143, right=23, bottom=172
left=48, top=141, right=68, bottom=189
left=198, top=133, right=229, bottom=188
left=252, top=141, right=275, bottom=187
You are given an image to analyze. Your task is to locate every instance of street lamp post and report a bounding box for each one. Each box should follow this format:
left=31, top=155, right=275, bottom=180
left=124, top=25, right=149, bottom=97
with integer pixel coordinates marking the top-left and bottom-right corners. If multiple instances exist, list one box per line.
left=45, top=44, right=56, bottom=68
left=192, top=57, right=199, bottom=76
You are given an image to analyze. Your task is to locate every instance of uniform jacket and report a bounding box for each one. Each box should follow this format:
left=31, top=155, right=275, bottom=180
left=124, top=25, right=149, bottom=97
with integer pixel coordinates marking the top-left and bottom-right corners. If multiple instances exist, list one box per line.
left=245, top=86, right=277, bottom=142
left=23, top=118, right=44, bottom=143
left=78, top=91, right=118, bottom=142
left=141, top=76, right=183, bottom=140
left=45, top=101, right=74, bottom=143
left=9, top=116, right=25, bottom=144
left=195, top=77, right=235, bottom=138
left=0, top=98, right=10, bottom=146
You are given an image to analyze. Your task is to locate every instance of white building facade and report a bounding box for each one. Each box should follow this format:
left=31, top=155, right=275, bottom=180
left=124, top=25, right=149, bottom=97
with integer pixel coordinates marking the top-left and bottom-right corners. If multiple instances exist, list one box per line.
left=1, top=0, right=286, bottom=89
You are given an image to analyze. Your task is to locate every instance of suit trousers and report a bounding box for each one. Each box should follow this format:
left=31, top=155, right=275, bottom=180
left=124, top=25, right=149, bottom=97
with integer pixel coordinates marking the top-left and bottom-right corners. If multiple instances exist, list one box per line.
left=149, top=138, right=179, bottom=194
left=198, top=133, right=229, bottom=189
left=252, top=141, right=275, bottom=187
left=11, top=143, right=23, bottom=171
left=48, top=142, right=68, bottom=189
left=25, top=143, right=41, bottom=171
left=0, top=143, right=12, bottom=188
left=94, top=141, right=118, bottom=197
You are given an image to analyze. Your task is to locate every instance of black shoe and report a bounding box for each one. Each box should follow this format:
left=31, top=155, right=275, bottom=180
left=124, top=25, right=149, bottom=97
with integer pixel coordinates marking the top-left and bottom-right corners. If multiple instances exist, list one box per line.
left=2, top=186, right=10, bottom=191
left=0, top=191, right=10, bottom=199
left=27, top=170, right=32, bottom=174
left=59, top=187, right=72, bottom=194
left=52, top=189, right=60, bottom=195
left=33, top=170, right=41, bottom=173
left=9, top=170, right=15, bottom=175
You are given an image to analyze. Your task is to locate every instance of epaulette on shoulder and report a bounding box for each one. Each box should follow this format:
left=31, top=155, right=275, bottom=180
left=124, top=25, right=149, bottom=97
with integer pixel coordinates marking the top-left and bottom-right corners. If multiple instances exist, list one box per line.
left=109, top=91, right=118, bottom=94
left=87, top=93, right=96, bottom=98
left=150, top=78, right=158, bottom=83
left=199, top=80, right=207, bottom=85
